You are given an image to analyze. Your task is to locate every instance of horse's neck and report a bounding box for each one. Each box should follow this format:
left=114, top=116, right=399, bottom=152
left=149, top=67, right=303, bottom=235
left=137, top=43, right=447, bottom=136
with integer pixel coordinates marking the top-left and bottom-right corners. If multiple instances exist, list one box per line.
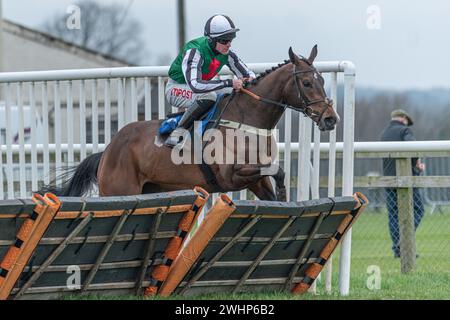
left=221, top=67, right=291, bottom=130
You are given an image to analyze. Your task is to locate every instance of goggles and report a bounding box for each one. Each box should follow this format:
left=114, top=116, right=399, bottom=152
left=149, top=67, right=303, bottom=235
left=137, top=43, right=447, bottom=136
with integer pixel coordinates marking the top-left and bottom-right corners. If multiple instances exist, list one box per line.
left=217, top=38, right=232, bottom=45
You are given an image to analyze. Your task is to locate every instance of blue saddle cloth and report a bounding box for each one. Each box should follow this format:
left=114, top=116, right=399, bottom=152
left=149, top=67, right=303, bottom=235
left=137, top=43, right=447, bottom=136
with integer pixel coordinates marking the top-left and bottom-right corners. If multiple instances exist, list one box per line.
left=158, top=94, right=224, bottom=136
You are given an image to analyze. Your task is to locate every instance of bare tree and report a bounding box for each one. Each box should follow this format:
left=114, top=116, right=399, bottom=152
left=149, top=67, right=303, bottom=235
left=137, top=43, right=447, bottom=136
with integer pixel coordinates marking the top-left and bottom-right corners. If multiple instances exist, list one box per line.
left=41, top=0, right=146, bottom=64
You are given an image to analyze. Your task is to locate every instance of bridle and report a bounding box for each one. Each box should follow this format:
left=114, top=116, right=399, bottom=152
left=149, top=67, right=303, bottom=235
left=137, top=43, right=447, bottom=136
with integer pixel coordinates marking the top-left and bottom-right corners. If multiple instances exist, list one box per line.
left=241, top=60, right=333, bottom=125
left=292, top=58, right=333, bottom=124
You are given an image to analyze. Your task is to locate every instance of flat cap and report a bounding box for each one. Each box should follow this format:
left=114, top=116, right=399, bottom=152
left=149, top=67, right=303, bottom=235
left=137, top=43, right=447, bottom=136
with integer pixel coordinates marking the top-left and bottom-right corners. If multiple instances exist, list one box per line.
left=391, top=109, right=413, bottom=126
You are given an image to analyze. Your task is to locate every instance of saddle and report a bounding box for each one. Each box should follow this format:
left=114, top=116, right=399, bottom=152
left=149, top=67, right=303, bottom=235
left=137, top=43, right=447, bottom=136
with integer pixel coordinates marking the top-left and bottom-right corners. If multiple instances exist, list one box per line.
left=158, top=94, right=226, bottom=139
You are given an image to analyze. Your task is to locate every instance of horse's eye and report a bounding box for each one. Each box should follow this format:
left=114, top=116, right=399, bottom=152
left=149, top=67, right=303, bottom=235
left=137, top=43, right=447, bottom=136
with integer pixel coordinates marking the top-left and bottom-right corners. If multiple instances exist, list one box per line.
left=303, top=81, right=312, bottom=88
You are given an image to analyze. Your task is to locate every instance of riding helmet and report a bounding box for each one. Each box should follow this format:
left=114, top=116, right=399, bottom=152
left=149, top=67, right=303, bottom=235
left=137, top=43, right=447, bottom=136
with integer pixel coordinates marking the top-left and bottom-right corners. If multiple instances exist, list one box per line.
left=204, top=14, right=240, bottom=40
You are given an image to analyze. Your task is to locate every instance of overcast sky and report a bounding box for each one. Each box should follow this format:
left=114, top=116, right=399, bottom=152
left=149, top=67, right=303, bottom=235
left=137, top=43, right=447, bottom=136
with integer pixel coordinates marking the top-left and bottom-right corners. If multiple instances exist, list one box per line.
left=3, top=0, right=450, bottom=90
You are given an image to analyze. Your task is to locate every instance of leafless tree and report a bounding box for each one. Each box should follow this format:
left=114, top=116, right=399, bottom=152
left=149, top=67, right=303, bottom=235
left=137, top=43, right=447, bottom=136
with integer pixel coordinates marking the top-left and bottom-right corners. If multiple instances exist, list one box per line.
left=41, top=0, right=146, bottom=64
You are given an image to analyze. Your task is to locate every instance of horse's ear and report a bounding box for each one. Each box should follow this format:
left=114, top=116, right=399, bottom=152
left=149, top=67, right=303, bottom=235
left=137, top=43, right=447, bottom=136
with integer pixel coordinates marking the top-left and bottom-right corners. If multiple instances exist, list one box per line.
left=308, top=45, right=318, bottom=64
left=288, top=47, right=299, bottom=65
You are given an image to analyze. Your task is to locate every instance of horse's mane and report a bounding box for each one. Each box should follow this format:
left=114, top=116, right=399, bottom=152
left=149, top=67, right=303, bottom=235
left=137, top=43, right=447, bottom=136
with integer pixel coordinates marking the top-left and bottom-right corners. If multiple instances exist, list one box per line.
left=247, top=60, right=291, bottom=87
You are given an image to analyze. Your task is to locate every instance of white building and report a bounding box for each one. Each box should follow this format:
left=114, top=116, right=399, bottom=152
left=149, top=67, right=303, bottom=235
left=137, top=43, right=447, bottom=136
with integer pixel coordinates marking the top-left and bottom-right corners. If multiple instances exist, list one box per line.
left=2, top=19, right=130, bottom=72
left=0, top=19, right=140, bottom=145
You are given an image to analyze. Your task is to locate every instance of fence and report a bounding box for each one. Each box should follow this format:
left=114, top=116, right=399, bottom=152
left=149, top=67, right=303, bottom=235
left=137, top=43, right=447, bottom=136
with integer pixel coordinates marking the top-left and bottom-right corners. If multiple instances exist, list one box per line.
left=279, top=140, right=450, bottom=290
left=350, top=141, right=450, bottom=280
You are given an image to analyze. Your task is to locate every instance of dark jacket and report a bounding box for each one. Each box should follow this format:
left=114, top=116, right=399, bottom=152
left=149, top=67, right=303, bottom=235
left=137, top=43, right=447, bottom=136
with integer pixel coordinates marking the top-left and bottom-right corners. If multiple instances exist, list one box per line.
left=380, top=120, right=420, bottom=176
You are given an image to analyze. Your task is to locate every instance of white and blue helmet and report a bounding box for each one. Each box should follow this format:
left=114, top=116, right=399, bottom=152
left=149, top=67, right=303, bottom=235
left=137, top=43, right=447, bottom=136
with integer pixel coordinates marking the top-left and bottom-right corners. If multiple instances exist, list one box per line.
left=204, top=14, right=240, bottom=40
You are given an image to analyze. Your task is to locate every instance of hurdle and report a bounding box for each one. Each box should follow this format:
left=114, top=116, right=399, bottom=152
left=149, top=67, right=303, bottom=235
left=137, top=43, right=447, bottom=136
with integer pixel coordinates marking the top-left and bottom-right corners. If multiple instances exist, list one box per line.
left=0, top=188, right=366, bottom=300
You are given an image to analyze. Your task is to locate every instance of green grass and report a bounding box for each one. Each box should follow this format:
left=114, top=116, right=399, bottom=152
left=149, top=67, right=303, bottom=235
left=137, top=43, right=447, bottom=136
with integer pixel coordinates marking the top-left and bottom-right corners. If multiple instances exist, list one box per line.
left=67, top=207, right=450, bottom=300
left=351, top=207, right=450, bottom=273
left=320, top=206, right=450, bottom=299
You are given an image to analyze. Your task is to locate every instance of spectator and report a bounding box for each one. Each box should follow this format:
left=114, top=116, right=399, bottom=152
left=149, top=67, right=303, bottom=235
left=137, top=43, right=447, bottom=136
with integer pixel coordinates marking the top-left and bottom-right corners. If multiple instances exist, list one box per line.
left=380, top=109, right=425, bottom=258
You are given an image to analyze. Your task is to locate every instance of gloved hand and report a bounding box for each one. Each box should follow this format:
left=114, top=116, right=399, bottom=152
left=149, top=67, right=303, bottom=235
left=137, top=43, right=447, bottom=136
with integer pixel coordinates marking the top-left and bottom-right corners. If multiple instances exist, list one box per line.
left=232, top=79, right=244, bottom=90
left=241, top=77, right=255, bottom=88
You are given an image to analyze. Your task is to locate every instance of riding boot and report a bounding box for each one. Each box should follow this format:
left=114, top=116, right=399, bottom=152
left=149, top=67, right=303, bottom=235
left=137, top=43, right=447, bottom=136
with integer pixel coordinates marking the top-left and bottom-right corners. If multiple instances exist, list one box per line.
left=165, top=99, right=215, bottom=147
left=179, top=99, right=216, bottom=129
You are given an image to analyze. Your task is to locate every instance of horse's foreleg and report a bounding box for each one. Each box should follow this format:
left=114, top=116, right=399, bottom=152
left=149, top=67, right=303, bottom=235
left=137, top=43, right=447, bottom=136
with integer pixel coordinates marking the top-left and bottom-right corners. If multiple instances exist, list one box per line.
left=271, top=167, right=287, bottom=201
left=232, top=164, right=267, bottom=185
left=232, top=164, right=276, bottom=201
left=233, top=164, right=287, bottom=201
left=248, top=177, right=277, bottom=201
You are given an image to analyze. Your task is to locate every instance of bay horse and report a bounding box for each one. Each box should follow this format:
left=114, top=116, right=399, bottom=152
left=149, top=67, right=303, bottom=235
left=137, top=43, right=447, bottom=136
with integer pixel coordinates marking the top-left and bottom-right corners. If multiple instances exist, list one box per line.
left=41, top=46, right=339, bottom=201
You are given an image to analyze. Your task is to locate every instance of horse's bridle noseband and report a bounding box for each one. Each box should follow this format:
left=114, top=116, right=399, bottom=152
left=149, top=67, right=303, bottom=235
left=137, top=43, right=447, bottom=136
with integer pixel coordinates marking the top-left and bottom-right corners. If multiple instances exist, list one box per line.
left=291, top=59, right=333, bottom=124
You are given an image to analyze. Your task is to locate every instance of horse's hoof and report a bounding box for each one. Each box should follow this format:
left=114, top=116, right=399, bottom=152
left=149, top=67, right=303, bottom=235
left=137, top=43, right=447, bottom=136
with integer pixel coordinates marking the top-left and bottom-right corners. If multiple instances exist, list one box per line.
left=276, top=187, right=287, bottom=202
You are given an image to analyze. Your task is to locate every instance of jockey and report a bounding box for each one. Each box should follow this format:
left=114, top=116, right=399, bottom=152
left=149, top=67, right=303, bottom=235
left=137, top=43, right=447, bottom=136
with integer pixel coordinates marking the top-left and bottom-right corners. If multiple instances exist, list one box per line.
left=165, top=14, right=256, bottom=147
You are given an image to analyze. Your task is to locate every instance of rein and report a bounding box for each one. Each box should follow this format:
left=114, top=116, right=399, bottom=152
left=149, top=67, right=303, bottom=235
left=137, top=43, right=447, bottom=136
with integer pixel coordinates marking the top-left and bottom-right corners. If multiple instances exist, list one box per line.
left=240, top=87, right=289, bottom=113
left=240, top=62, right=333, bottom=123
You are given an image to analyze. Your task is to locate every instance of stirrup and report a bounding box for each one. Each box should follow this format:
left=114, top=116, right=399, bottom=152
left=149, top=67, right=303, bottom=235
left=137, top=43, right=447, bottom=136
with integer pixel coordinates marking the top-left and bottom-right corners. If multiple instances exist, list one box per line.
left=165, top=127, right=189, bottom=148
left=165, top=135, right=181, bottom=147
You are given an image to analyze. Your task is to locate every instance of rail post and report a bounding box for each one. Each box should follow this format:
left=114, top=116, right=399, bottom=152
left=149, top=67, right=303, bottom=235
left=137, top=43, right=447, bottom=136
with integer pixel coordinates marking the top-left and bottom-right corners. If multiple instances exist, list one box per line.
left=396, top=157, right=416, bottom=272
left=339, top=61, right=356, bottom=296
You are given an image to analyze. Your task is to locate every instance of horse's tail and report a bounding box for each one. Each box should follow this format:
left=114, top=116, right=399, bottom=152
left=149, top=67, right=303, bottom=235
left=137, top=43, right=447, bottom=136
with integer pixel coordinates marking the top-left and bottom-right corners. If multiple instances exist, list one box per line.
left=38, top=152, right=103, bottom=197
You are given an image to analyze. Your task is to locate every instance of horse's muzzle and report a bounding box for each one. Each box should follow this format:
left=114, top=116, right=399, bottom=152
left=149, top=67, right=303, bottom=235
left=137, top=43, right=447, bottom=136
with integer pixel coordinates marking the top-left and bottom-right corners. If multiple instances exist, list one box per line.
left=320, top=116, right=337, bottom=131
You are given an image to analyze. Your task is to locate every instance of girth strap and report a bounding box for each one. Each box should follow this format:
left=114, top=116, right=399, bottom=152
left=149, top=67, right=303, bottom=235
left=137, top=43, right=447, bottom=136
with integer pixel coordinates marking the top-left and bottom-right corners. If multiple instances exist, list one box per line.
left=195, top=93, right=237, bottom=193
